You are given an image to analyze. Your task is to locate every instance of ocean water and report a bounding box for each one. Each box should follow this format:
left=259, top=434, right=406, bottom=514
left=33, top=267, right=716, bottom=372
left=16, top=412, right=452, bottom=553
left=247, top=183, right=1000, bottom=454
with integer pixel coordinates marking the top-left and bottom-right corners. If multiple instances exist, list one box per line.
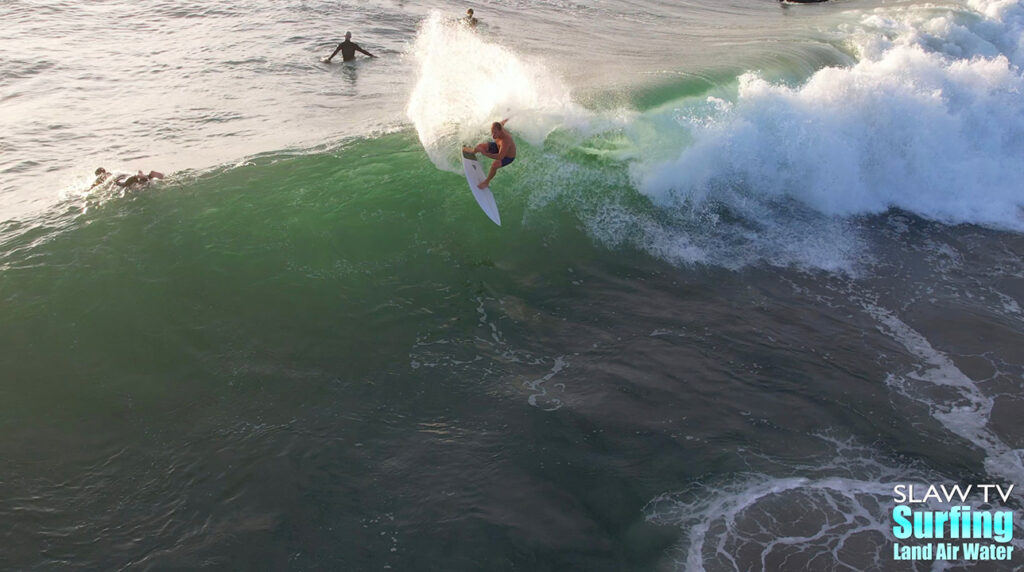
left=3, top=0, right=1024, bottom=569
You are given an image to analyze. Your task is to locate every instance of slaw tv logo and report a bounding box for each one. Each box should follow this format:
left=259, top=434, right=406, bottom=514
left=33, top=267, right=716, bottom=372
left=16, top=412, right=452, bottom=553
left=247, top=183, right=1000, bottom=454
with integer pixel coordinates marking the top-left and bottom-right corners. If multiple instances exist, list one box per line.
left=892, top=484, right=1016, bottom=562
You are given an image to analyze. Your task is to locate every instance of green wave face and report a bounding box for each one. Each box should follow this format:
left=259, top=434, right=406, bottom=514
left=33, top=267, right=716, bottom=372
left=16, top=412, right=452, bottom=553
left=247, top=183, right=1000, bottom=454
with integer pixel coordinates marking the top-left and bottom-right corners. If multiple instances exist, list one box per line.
left=0, top=131, right=624, bottom=430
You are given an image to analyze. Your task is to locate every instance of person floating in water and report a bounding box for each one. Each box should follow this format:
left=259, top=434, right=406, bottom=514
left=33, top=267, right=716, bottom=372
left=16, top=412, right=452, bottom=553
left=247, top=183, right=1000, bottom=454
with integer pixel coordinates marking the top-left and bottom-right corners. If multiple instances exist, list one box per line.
left=92, top=167, right=164, bottom=190
left=464, top=8, right=478, bottom=28
left=325, top=32, right=376, bottom=63
left=464, top=119, right=516, bottom=189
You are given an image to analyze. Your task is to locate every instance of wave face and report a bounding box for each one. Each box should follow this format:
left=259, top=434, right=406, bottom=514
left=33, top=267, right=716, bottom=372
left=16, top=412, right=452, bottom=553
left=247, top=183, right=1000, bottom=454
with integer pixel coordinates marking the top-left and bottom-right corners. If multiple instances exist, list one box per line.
left=3, top=1, right=1024, bottom=571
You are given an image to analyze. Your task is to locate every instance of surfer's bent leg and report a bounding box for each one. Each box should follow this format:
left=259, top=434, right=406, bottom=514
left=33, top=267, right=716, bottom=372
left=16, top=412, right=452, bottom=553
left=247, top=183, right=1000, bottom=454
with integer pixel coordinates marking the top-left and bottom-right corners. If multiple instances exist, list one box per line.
left=474, top=141, right=500, bottom=159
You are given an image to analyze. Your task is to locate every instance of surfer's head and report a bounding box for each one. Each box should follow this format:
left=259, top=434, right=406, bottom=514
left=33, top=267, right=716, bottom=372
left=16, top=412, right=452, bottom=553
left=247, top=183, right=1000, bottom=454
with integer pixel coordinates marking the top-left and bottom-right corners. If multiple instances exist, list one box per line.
left=491, top=121, right=503, bottom=136
left=467, top=8, right=474, bottom=16
left=95, top=167, right=107, bottom=176
left=344, top=31, right=352, bottom=40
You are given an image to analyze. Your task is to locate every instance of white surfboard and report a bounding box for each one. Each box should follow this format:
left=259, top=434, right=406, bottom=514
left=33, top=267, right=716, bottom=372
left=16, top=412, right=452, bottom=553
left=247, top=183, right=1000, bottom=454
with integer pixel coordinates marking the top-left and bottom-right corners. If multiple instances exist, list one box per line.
left=461, top=149, right=501, bottom=226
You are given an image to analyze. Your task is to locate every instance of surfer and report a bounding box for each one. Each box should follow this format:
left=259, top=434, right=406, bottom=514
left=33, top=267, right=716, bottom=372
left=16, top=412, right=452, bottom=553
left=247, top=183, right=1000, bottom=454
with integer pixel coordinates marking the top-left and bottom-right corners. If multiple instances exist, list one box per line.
left=464, top=119, right=516, bottom=189
left=325, top=32, right=376, bottom=63
left=464, top=8, right=478, bottom=28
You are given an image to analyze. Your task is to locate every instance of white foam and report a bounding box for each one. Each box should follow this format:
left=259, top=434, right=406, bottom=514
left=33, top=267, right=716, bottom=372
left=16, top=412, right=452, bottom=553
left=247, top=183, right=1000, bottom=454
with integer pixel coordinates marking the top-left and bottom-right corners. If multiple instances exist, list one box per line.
left=645, top=438, right=924, bottom=571
left=523, top=355, right=567, bottom=411
left=646, top=436, right=1024, bottom=571
left=405, top=12, right=584, bottom=172
left=633, top=2, right=1024, bottom=233
left=578, top=201, right=864, bottom=272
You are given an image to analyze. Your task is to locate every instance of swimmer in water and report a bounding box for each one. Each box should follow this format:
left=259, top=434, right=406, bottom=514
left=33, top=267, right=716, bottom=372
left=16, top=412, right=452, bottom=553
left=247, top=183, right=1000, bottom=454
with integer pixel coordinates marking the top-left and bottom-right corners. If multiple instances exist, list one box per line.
left=325, top=32, right=376, bottom=63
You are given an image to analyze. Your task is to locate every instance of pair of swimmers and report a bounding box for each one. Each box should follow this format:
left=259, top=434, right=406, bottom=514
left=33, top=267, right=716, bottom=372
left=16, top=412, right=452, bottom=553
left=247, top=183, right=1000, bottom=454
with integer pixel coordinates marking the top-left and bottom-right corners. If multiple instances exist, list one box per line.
left=92, top=167, right=164, bottom=190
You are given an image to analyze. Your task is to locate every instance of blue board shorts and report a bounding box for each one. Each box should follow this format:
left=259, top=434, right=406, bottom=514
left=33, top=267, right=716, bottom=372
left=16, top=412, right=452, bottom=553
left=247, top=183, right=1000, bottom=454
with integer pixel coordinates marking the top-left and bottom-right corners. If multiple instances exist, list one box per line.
left=487, top=142, right=515, bottom=166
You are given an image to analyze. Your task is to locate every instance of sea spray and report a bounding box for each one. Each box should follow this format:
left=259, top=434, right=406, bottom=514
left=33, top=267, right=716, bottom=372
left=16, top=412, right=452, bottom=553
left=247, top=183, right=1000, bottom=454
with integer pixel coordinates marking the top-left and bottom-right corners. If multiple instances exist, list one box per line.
left=405, top=12, right=583, bottom=171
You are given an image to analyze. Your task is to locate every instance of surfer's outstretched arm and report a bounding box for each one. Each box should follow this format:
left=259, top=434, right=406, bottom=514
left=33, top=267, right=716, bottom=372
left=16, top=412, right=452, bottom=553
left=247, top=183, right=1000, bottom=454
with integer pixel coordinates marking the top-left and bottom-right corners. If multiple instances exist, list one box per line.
left=358, top=46, right=376, bottom=58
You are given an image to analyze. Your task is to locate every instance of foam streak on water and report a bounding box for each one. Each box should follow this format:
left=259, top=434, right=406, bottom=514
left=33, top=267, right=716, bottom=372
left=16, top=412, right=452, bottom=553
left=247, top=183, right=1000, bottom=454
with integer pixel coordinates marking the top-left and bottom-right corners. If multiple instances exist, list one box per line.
left=646, top=437, right=1024, bottom=571
left=865, top=301, right=1024, bottom=484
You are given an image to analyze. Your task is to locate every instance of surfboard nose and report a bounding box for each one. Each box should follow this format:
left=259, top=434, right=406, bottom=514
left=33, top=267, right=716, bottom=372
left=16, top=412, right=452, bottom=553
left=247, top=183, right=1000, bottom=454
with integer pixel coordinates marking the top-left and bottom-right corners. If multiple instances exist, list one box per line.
left=461, top=148, right=502, bottom=226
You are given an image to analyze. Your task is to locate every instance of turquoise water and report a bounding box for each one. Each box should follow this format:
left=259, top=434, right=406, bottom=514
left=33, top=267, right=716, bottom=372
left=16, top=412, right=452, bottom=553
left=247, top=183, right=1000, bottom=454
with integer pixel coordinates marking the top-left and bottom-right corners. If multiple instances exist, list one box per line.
left=4, top=0, right=1024, bottom=569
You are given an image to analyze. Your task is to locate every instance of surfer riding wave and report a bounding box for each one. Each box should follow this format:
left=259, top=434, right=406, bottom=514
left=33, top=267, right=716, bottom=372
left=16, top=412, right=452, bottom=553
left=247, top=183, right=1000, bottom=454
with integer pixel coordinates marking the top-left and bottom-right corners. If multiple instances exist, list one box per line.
left=464, top=119, right=515, bottom=189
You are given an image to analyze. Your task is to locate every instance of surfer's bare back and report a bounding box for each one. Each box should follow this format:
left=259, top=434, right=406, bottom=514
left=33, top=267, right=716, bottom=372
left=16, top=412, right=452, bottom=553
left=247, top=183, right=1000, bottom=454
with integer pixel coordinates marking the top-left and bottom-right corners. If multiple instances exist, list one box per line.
left=464, top=119, right=516, bottom=189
